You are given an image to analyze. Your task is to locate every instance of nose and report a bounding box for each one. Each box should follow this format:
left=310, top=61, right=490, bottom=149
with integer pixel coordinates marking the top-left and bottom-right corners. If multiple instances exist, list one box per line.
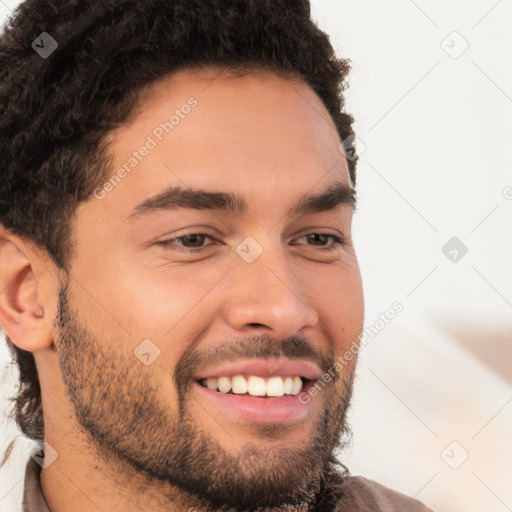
left=223, top=244, right=319, bottom=339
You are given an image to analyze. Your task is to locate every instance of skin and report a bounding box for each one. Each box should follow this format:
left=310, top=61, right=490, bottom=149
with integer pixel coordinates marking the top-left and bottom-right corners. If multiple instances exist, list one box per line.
left=0, top=67, right=364, bottom=512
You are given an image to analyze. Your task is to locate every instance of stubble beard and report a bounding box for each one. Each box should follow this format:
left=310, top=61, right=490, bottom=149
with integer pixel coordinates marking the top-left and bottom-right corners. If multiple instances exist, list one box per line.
left=54, top=278, right=356, bottom=512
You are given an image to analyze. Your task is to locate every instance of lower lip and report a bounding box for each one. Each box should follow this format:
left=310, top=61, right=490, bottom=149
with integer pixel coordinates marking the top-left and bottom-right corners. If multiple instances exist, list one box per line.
left=192, top=380, right=316, bottom=423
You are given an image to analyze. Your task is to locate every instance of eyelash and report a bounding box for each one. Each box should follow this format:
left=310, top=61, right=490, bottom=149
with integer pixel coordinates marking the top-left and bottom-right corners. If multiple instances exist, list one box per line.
left=157, top=231, right=348, bottom=252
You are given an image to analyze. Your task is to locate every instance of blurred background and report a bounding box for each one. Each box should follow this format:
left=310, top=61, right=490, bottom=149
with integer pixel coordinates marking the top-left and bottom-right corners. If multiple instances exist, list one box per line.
left=1, top=1, right=511, bottom=511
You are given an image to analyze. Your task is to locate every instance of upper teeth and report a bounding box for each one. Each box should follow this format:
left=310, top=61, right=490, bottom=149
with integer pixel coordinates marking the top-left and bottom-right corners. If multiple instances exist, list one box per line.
left=201, top=375, right=304, bottom=397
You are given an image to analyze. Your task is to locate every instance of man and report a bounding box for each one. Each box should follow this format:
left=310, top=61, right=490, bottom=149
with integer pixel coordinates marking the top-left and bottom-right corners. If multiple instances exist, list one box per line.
left=0, top=1, right=433, bottom=511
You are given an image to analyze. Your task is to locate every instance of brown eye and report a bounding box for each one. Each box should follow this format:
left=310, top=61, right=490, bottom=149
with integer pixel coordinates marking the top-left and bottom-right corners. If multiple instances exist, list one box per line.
left=175, top=234, right=209, bottom=247
left=158, top=232, right=218, bottom=251
left=294, top=233, right=347, bottom=249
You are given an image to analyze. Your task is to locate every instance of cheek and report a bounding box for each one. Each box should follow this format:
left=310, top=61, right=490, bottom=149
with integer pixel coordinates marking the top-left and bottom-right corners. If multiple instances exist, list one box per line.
left=305, top=259, right=364, bottom=320
left=304, top=265, right=364, bottom=362
left=87, top=260, right=228, bottom=365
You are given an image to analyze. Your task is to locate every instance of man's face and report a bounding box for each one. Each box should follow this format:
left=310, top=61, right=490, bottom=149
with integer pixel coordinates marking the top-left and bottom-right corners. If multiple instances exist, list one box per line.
left=54, top=68, right=364, bottom=511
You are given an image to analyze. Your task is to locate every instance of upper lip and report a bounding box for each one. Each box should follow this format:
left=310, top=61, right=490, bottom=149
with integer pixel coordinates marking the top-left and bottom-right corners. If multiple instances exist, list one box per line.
left=193, top=358, right=322, bottom=381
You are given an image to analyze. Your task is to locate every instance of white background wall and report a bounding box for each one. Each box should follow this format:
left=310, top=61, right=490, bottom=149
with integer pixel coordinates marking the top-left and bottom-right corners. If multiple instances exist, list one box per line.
left=309, top=1, right=512, bottom=511
left=0, top=1, right=511, bottom=511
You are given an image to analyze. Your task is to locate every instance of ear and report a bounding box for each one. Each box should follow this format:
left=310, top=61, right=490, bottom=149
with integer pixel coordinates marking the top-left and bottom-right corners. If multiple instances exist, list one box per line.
left=0, top=226, right=57, bottom=352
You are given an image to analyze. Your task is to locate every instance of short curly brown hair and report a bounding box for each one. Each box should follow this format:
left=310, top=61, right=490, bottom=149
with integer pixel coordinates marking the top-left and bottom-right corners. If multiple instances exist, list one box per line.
left=0, top=0, right=358, bottom=441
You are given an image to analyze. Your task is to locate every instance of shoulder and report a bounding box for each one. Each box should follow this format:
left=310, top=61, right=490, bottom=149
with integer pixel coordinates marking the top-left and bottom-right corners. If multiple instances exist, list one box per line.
left=333, top=475, right=434, bottom=512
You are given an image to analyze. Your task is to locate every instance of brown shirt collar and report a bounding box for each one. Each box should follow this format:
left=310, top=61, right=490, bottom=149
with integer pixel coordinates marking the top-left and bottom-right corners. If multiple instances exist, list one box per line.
left=22, top=456, right=50, bottom=512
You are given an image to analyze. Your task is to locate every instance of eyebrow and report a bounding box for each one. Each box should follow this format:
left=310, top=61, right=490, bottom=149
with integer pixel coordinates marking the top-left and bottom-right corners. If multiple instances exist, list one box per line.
left=127, top=181, right=356, bottom=221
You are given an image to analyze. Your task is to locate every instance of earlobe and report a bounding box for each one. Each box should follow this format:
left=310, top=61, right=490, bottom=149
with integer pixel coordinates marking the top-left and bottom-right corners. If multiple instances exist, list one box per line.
left=0, top=231, right=54, bottom=352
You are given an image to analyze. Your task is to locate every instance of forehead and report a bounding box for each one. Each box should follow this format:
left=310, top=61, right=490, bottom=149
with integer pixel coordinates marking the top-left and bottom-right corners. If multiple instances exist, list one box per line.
left=90, top=67, right=350, bottom=221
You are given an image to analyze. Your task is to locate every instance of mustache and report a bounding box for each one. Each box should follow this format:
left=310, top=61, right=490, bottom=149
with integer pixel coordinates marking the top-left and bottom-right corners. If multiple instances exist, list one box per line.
left=174, top=334, right=335, bottom=391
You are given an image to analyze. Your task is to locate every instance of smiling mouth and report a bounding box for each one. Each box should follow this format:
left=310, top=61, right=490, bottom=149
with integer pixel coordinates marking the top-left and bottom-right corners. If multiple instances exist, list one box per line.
left=193, top=374, right=317, bottom=423
left=196, top=375, right=311, bottom=397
